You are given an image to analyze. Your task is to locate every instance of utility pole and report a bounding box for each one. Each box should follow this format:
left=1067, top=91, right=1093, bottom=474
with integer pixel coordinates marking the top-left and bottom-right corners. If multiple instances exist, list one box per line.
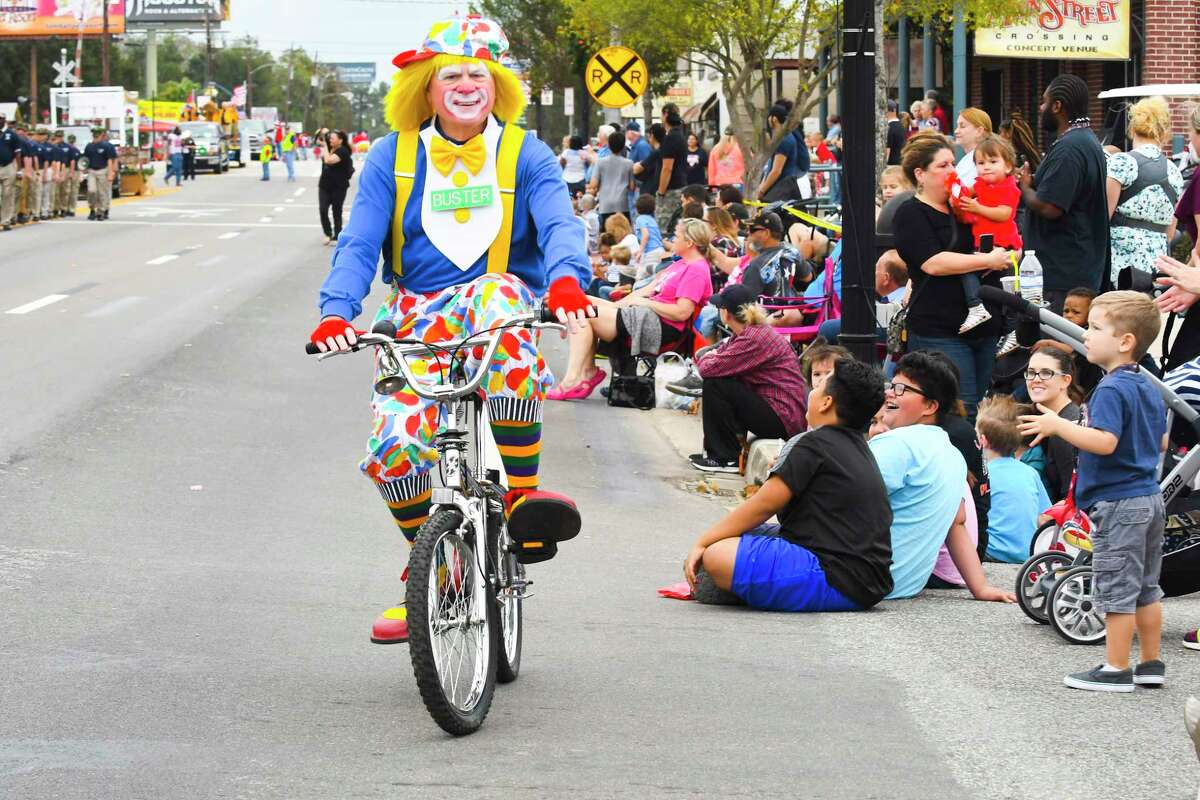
left=205, top=12, right=214, bottom=87
left=30, top=43, right=38, bottom=122
left=146, top=28, right=159, bottom=99
left=837, top=0, right=878, bottom=363
left=285, top=45, right=294, bottom=122
left=101, top=0, right=110, bottom=85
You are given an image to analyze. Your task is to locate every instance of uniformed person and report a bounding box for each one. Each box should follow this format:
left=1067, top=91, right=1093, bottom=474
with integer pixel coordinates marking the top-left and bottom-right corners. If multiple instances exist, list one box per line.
left=36, top=127, right=56, bottom=220
left=25, top=126, right=44, bottom=223
left=0, top=114, right=22, bottom=231
left=83, top=127, right=118, bottom=221
left=47, top=130, right=68, bottom=218
left=64, top=134, right=81, bottom=217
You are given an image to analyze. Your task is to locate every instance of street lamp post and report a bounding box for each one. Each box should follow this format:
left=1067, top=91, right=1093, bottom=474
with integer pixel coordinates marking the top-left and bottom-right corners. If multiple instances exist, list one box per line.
left=245, top=61, right=284, bottom=122
left=836, top=0, right=878, bottom=363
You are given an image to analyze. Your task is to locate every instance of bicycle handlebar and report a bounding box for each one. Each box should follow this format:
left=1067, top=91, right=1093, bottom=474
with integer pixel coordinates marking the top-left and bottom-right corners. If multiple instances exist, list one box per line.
left=304, top=304, right=559, bottom=356
left=305, top=307, right=565, bottom=402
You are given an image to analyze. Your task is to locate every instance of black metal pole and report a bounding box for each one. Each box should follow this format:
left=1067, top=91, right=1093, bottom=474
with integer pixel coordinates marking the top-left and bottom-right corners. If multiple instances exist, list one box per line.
left=837, top=0, right=878, bottom=364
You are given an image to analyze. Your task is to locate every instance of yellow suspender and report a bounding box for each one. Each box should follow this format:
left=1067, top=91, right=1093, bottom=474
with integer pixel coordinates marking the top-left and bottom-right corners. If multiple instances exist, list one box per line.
left=390, top=128, right=420, bottom=278
left=390, top=121, right=525, bottom=279
left=486, top=122, right=525, bottom=274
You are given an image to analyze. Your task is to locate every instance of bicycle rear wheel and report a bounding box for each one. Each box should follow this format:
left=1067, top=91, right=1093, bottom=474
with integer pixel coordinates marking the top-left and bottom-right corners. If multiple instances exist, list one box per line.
left=407, top=508, right=497, bottom=735
left=493, top=544, right=524, bottom=684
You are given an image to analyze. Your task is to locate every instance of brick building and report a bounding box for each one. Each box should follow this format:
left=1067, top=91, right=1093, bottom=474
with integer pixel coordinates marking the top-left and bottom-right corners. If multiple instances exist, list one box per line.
left=968, top=0, right=1199, bottom=152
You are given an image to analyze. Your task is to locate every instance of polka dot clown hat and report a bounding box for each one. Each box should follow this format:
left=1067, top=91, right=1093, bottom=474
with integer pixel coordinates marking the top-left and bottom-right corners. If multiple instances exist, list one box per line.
left=392, top=14, right=512, bottom=69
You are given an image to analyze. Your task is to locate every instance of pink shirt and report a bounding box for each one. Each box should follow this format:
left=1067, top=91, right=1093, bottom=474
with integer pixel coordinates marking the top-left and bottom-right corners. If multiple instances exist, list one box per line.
left=651, top=258, right=714, bottom=330
left=930, top=483, right=977, bottom=586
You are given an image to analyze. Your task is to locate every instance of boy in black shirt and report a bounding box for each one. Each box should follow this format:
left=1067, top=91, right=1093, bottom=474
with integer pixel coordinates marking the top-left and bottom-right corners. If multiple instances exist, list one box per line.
left=684, top=360, right=893, bottom=610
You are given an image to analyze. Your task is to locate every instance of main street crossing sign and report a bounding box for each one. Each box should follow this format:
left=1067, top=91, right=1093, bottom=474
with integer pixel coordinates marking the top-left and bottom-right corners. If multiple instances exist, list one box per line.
left=585, top=46, right=648, bottom=109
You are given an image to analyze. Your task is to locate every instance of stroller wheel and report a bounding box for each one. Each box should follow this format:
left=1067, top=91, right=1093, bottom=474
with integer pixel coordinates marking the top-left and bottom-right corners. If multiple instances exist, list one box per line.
left=1047, top=566, right=1107, bottom=645
left=1016, top=551, right=1074, bottom=625
left=1029, top=519, right=1081, bottom=559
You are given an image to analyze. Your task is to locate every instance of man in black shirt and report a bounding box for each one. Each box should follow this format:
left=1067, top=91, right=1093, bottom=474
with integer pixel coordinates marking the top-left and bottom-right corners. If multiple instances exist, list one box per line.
left=1018, top=74, right=1110, bottom=312
left=64, top=135, right=81, bottom=217
left=655, top=107, right=687, bottom=235
left=0, top=115, right=21, bottom=231
left=82, top=128, right=119, bottom=221
left=884, top=100, right=904, bottom=165
left=684, top=359, right=893, bottom=610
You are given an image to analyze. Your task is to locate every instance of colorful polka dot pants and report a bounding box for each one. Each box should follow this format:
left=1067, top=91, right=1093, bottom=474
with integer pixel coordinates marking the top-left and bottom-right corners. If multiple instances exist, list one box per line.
left=362, top=273, right=552, bottom=533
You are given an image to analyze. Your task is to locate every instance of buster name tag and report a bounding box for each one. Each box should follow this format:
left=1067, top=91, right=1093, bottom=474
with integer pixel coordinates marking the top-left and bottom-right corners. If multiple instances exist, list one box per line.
left=429, top=184, right=495, bottom=212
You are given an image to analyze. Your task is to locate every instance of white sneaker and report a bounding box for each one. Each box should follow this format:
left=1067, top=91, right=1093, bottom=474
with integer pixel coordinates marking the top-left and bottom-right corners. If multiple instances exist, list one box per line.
left=958, top=304, right=992, bottom=334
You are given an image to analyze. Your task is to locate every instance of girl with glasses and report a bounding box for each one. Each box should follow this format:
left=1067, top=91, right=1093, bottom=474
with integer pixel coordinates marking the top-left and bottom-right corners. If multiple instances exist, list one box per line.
left=1023, top=343, right=1082, bottom=502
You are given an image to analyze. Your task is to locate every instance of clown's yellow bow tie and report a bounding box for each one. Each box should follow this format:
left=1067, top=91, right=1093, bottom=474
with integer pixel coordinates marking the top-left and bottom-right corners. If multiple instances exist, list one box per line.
left=430, top=135, right=486, bottom=176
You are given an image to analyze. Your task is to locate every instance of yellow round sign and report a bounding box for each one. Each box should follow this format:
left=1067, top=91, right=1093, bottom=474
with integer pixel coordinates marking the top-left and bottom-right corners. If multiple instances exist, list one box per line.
left=585, top=46, right=648, bottom=109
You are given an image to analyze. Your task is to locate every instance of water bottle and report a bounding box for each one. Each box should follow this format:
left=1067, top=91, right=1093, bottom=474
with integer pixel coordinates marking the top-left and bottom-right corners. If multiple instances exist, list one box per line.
left=1018, top=250, right=1043, bottom=305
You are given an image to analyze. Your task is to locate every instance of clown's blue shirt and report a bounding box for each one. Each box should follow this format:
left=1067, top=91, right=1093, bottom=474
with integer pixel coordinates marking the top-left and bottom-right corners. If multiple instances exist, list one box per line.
left=319, top=121, right=591, bottom=321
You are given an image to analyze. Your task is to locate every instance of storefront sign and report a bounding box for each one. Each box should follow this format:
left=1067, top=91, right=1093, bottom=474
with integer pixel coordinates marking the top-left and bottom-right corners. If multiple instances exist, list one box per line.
left=0, top=1, right=126, bottom=37
left=975, top=0, right=1130, bottom=60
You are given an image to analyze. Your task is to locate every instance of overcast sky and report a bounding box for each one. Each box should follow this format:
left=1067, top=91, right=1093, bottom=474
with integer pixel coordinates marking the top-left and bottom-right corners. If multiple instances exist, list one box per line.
left=222, top=0, right=470, bottom=87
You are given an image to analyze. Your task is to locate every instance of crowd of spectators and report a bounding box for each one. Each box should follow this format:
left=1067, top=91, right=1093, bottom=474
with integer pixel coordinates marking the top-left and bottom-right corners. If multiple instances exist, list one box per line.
left=547, top=74, right=1200, bottom=697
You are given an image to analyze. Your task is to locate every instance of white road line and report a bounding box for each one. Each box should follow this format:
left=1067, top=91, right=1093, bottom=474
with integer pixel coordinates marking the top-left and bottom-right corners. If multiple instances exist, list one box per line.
left=46, top=220, right=317, bottom=229
left=6, top=294, right=69, bottom=315
left=293, top=187, right=306, bottom=197
left=273, top=206, right=284, bottom=212
left=259, top=217, right=272, bottom=223
left=197, top=255, right=228, bottom=267
left=218, top=231, right=241, bottom=240
left=146, top=254, right=179, bottom=265
left=85, top=296, right=145, bottom=318
left=285, top=199, right=294, bottom=203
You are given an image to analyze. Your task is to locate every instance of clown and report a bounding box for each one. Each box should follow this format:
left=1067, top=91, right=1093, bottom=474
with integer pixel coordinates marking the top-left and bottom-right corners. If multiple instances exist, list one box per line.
left=310, top=15, right=595, bottom=644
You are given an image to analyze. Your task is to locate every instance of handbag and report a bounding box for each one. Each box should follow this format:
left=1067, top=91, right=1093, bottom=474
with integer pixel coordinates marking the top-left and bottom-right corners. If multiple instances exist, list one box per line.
left=607, top=355, right=657, bottom=410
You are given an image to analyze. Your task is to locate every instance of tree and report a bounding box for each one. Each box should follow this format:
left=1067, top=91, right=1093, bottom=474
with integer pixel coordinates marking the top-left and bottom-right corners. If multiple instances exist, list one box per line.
left=569, top=0, right=840, bottom=194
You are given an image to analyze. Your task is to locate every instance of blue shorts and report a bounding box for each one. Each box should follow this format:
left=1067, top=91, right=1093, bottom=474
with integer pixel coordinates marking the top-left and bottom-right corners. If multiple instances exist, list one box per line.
left=731, top=525, right=862, bottom=612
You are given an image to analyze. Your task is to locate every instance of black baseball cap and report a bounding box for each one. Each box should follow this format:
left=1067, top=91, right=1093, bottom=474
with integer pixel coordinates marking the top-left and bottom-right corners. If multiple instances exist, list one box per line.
left=748, top=211, right=783, bottom=237
left=708, top=283, right=756, bottom=311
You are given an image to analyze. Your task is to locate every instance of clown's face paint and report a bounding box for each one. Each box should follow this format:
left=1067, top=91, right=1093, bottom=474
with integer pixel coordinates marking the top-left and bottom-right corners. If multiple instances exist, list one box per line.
left=429, top=62, right=495, bottom=129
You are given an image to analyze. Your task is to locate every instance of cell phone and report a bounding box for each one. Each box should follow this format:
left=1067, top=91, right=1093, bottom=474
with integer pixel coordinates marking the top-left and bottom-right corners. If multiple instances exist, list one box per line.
left=979, top=233, right=993, bottom=254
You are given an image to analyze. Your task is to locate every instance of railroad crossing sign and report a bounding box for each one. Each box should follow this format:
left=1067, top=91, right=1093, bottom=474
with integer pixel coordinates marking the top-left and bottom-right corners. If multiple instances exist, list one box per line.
left=53, top=59, right=77, bottom=89
left=584, top=46, right=647, bottom=109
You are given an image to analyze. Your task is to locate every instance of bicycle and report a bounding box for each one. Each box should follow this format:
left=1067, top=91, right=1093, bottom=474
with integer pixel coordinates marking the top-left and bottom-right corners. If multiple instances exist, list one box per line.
left=305, top=308, right=572, bottom=735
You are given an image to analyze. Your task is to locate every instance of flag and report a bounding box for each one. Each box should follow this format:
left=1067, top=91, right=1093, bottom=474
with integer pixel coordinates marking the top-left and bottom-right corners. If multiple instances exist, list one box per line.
left=232, top=84, right=246, bottom=109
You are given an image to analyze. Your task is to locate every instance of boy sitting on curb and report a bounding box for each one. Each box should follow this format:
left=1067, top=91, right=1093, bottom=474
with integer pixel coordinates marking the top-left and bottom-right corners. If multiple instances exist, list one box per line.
left=975, top=395, right=1050, bottom=563
left=1020, top=290, right=1167, bottom=692
left=683, top=360, right=894, bottom=612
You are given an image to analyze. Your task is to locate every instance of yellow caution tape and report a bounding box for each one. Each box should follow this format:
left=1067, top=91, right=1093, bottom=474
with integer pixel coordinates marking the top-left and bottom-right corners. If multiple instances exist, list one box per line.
left=744, top=199, right=842, bottom=234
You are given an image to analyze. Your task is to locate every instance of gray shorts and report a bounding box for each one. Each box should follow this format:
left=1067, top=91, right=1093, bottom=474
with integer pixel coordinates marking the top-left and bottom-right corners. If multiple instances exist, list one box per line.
left=1088, top=494, right=1165, bottom=615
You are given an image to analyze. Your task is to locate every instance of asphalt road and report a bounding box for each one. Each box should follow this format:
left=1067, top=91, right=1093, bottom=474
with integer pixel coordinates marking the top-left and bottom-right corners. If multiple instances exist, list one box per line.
left=2, top=160, right=1200, bottom=799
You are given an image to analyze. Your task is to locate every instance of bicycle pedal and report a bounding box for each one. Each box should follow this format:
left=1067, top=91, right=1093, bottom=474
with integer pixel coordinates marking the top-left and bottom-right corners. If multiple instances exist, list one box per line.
left=513, top=539, right=557, bottom=564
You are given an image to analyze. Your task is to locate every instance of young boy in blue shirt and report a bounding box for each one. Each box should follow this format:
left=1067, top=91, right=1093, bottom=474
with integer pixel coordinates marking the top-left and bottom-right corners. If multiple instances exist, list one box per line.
left=976, top=395, right=1050, bottom=563
left=1020, top=291, right=1167, bottom=692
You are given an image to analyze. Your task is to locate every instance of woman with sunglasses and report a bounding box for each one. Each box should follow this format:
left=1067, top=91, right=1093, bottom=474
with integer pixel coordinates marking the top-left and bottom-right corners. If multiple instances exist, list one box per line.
left=1024, top=343, right=1081, bottom=502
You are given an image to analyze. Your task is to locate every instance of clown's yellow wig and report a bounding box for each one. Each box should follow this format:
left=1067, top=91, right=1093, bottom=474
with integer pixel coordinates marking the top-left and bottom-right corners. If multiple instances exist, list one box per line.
left=385, top=54, right=527, bottom=132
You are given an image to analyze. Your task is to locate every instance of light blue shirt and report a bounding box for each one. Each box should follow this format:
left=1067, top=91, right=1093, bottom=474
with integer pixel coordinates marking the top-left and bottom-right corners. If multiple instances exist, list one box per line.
left=634, top=213, right=663, bottom=253
left=868, top=424, right=966, bottom=599
left=985, top=456, right=1051, bottom=563
left=804, top=240, right=842, bottom=300
left=318, top=120, right=591, bottom=321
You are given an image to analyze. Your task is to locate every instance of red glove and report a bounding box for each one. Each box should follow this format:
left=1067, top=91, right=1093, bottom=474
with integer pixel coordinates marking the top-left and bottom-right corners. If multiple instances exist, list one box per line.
left=547, top=277, right=595, bottom=320
left=309, top=317, right=362, bottom=351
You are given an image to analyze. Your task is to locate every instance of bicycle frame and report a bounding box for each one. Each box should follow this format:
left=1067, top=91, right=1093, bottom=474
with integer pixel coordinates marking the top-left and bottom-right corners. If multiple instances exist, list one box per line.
left=314, top=313, right=557, bottom=598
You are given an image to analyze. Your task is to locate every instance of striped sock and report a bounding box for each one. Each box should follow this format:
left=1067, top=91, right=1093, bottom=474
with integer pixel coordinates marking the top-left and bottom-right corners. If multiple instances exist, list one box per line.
left=492, top=419, right=541, bottom=492
left=376, top=474, right=432, bottom=544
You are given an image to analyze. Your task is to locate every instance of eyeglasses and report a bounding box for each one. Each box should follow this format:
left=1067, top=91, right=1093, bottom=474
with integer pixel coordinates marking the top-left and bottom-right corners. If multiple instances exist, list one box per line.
left=884, top=381, right=927, bottom=398
left=1023, top=368, right=1064, bottom=382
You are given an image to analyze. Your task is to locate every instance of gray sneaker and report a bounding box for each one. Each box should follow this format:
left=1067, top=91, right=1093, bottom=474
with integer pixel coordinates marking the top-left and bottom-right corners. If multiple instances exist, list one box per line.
left=1064, top=664, right=1134, bottom=693
left=1134, top=659, right=1165, bottom=687
left=667, top=373, right=703, bottom=398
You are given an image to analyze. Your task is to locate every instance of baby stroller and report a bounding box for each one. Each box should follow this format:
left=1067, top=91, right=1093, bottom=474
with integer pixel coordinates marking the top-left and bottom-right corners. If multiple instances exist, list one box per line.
left=981, top=287, right=1200, bottom=645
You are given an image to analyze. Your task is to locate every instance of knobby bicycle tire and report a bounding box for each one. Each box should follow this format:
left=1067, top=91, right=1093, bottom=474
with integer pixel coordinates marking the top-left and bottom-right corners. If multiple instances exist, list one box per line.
left=406, top=508, right=497, bottom=735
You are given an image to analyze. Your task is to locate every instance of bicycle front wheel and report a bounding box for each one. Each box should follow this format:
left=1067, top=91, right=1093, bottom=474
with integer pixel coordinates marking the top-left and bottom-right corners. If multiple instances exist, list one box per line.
left=407, top=508, right=497, bottom=735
